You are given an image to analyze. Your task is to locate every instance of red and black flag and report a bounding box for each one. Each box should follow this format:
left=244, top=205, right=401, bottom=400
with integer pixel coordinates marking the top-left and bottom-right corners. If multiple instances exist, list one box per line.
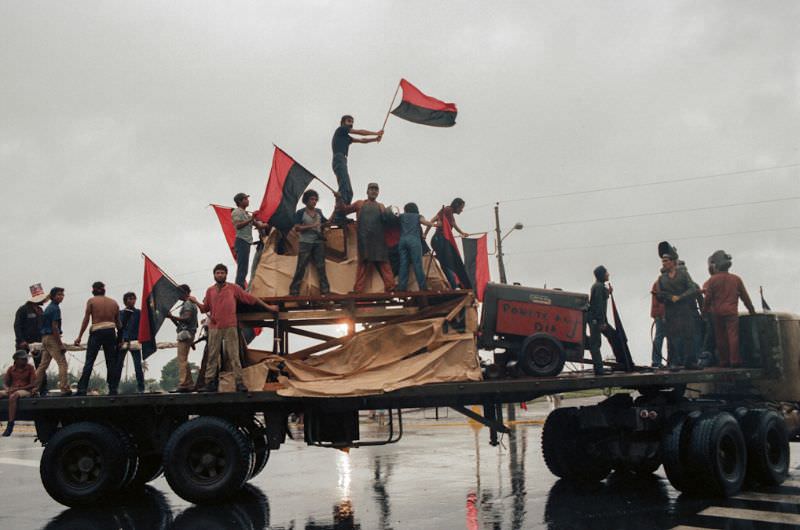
left=462, top=235, right=490, bottom=301
left=431, top=209, right=472, bottom=289
left=600, top=292, right=635, bottom=372
left=390, top=79, right=457, bottom=127
left=138, top=255, right=184, bottom=358
left=255, top=146, right=316, bottom=232
left=211, top=204, right=237, bottom=259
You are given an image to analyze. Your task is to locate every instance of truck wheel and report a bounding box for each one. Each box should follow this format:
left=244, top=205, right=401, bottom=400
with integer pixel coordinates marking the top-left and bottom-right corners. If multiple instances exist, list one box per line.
left=163, top=416, right=252, bottom=504
left=126, top=452, right=163, bottom=491
left=662, top=412, right=699, bottom=493
left=687, top=411, right=747, bottom=497
left=40, top=422, right=129, bottom=507
left=249, top=431, right=271, bottom=480
left=741, top=410, right=789, bottom=486
left=542, top=408, right=611, bottom=482
left=519, top=335, right=566, bottom=377
left=106, top=425, right=139, bottom=490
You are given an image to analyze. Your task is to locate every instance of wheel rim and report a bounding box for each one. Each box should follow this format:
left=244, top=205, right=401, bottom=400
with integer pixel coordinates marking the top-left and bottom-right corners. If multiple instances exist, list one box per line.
left=526, top=342, right=558, bottom=371
left=59, top=441, right=104, bottom=489
left=717, top=432, right=739, bottom=479
left=185, top=436, right=229, bottom=484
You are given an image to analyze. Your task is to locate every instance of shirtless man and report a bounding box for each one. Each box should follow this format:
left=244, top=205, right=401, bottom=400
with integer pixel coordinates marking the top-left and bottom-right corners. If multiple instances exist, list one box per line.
left=74, top=282, right=121, bottom=396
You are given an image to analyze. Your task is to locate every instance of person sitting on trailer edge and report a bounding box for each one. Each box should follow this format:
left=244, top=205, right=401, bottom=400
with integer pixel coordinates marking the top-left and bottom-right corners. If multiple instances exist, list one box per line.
left=703, top=250, right=756, bottom=368
left=189, top=264, right=278, bottom=393
left=1, top=350, right=37, bottom=436
left=167, top=284, right=199, bottom=392
left=289, top=189, right=332, bottom=296
left=74, top=282, right=122, bottom=396
left=119, top=292, right=145, bottom=393
left=587, top=265, right=613, bottom=376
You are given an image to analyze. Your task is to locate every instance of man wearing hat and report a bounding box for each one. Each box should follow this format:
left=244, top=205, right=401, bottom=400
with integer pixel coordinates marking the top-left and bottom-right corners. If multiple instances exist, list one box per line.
left=13, top=283, right=48, bottom=395
left=336, top=182, right=396, bottom=292
left=74, top=282, right=121, bottom=396
left=231, top=192, right=268, bottom=288
left=1, top=350, right=37, bottom=436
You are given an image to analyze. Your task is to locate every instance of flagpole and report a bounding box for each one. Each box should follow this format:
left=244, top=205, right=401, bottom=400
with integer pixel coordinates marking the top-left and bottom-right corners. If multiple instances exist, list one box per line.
left=380, top=80, right=402, bottom=133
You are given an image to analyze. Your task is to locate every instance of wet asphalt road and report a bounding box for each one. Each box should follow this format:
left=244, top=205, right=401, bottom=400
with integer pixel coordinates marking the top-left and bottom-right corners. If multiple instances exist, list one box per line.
left=2, top=404, right=800, bottom=529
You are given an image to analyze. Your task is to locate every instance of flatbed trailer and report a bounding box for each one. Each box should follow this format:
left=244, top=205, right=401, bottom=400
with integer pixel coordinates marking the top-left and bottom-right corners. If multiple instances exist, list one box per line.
left=4, top=288, right=798, bottom=508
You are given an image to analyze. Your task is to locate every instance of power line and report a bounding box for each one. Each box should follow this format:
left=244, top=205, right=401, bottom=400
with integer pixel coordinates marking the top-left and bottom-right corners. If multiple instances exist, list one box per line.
left=521, top=196, right=800, bottom=229
left=466, top=162, right=800, bottom=211
left=505, top=225, right=800, bottom=256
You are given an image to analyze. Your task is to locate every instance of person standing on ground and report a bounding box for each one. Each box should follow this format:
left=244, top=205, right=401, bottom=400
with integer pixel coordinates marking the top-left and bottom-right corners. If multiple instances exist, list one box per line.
left=33, top=287, right=70, bottom=396
left=118, top=292, right=144, bottom=393
left=13, top=283, right=48, bottom=395
left=331, top=115, right=383, bottom=223
left=656, top=253, right=700, bottom=369
left=587, top=266, right=613, bottom=376
left=425, top=198, right=471, bottom=288
left=397, top=202, right=437, bottom=292
left=1, top=350, right=37, bottom=436
left=167, top=284, right=199, bottom=392
left=231, top=192, right=268, bottom=288
left=336, top=183, right=396, bottom=293
left=189, top=264, right=278, bottom=392
left=702, top=250, right=756, bottom=367
left=74, top=282, right=121, bottom=396
left=289, top=189, right=332, bottom=296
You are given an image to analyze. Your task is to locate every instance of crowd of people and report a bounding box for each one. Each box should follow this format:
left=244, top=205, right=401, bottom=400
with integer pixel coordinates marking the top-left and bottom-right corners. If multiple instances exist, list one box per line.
left=586, top=244, right=756, bottom=376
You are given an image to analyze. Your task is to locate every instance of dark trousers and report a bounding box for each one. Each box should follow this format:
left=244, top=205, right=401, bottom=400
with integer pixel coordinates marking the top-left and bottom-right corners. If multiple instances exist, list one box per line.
left=289, top=241, right=330, bottom=295
left=121, top=346, right=145, bottom=392
left=78, top=328, right=120, bottom=394
left=587, top=322, right=605, bottom=373
left=332, top=153, right=352, bottom=223
left=234, top=237, right=251, bottom=288
left=651, top=317, right=665, bottom=366
left=398, top=236, right=425, bottom=291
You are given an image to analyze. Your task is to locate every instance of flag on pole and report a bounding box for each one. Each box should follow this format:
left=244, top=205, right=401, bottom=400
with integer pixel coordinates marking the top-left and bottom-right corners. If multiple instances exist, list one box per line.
left=255, top=146, right=316, bottom=232
left=462, top=235, right=490, bottom=301
left=431, top=209, right=471, bottom=289
left=390, top=79, right=457, bottom=127
left=211, top=204, right=238, bottom=259
left=138, top=255, right=184, bottom=358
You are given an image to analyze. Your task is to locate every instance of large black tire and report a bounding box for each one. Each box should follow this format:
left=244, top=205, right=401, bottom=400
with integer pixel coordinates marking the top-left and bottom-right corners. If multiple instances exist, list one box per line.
left=126, top=451, right=163, bottom=491
left=106, top=424, right=139, bottom=490
left=542, top=407, right=611, bottom=482
left=518, top=335, right=566, bottom=377
left=661, top=412, right=699, bottom=493
left=40, top=422, right=129, bottom=507
left=249, top=431, right=270, bottom=480
left=741, top=409, right=789, bottom=486
left=687, top=411, right=747, bottom=497
left=163, top=416, right=252, bottom=504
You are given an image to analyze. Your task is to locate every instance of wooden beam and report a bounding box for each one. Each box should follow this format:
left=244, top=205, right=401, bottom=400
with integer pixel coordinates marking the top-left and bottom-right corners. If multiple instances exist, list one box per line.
left=285, top=326, right=338, bottom=342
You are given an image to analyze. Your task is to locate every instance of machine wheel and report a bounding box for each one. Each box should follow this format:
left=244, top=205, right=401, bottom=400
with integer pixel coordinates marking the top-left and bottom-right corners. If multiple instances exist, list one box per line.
left=126, top=452, right=163, bottom=491
left=662, top=412, right=699, bottom=493
left=40, top=422, right=129, bottom=507
left=687, top=411, right=747, bottom=497
left=163, top=416, right=252, bottom=504
left=741, top=410, right=789, bottom=486
left=542, top=407, right=611, bottom=482
left=518, top=334, right=566, bottom=377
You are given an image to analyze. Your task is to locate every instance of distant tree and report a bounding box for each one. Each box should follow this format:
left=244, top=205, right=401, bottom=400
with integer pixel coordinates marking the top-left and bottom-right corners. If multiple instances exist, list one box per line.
left=160, top=357, right=198, bottom=391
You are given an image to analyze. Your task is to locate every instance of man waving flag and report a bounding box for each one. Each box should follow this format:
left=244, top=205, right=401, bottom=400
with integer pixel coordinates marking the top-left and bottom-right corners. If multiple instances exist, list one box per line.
left=390, top=79, right=458, bottom=127
left=138, top=255, right=184, bottom=358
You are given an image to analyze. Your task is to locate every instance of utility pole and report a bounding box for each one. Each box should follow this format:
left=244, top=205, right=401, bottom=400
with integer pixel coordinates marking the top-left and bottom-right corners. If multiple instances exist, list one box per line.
left=494, top=202, right=515, bottom=421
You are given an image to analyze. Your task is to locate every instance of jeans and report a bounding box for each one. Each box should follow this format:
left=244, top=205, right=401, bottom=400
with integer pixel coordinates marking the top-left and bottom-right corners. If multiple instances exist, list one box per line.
left=651, top=317, right=665, bottom=366
left=397, top=236, right=425, bottom=291
left=205, top=327, right=243, bottom=385
left=332, top=153, right=352, bottom=223
left=122, top=345, right=145, bottom=392
left=79, top=328, right=120, bottom=394
left=234, top=237, right=251, bottom=288
left=289, top=240, right=330, bottom=295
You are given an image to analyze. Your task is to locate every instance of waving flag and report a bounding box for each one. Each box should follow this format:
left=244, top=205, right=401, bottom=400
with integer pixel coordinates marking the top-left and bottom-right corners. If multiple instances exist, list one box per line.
left=211, top=204, right=238, bottom=259
left=139, top=255, right=184, bottom=358
left=391, top=79, right=457, bottom=127
left=463, top=235, right=490, bottom=301
left=255, top=146, right=316, bottom=232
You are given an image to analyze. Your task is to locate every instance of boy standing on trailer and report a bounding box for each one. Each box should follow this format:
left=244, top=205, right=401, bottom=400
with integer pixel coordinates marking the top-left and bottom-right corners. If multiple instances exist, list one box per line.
left=289, top=189, right=332, bottom=296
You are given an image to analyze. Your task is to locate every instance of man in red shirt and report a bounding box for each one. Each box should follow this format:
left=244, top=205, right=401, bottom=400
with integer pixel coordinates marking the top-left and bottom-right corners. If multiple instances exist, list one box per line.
left=702, top=250, right=756, bottom=367
left=190, top=264, right=278, bottom=392
left=1, top=350, right=37, bottom=436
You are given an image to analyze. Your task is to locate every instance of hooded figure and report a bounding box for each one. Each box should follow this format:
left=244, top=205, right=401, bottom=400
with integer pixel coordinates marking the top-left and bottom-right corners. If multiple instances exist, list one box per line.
left=587, top=265, right=612, bottom=375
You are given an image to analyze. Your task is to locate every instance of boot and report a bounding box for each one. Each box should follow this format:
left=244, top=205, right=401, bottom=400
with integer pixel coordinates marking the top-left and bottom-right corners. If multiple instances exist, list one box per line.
left=2, top=421, right=15, bottom=437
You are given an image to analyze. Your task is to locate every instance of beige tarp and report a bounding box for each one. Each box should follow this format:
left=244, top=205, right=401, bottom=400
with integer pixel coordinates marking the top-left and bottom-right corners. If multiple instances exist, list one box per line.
left=250, top=224, right=450, bottom=297
left=262, top=307, right=482, bottom=397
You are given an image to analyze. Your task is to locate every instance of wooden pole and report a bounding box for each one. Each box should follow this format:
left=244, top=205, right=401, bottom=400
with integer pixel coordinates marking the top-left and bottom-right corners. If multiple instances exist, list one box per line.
left=380, top=80, right=402, bottom=133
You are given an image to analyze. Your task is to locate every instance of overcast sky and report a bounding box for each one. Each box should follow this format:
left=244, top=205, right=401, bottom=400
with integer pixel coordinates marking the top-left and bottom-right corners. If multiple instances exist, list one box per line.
left=2, top=1, right=799, bottom=380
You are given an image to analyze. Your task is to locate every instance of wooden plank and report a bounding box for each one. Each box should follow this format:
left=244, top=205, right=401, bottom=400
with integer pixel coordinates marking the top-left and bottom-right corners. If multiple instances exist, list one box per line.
left=285, top=326, right=337, bottom=342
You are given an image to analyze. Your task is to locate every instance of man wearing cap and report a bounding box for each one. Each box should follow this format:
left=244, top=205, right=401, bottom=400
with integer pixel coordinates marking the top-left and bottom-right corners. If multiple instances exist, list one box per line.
left=336, top=182, right=396, bottom=292
left=33, top=287, right=71, bottom=396
left=1, top=350, right=37, bottom=436
left=189, top=264, right=278, bottom=392
left=331, top=115, right=383, bottom=224
left=74, top=282, right=122, bottom=396
left=231, top=193, right=268, bottom=288
left=587, top=266, right=613, bottom=376
left=13, top=283, right=48, bottom=395
left=167, top=284, right=199, bottom=392
left=119, top=292, right=144, bottom=393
